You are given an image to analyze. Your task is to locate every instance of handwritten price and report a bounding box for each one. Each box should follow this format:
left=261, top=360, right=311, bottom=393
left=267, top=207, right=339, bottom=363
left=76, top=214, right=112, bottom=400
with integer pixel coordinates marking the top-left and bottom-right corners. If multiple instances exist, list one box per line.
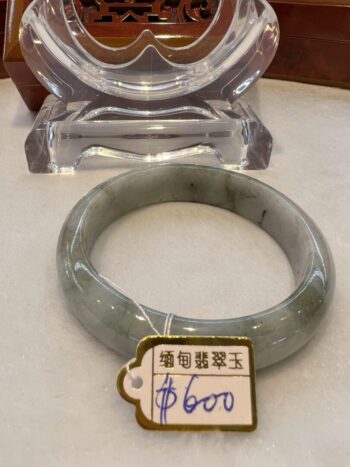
left=155, top=374, right=234, bottom=424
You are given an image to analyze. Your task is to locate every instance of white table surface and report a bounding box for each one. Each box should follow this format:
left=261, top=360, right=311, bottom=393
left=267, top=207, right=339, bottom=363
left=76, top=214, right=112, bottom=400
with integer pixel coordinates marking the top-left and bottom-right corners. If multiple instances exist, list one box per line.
left=0, top=78, right=349, bottom=467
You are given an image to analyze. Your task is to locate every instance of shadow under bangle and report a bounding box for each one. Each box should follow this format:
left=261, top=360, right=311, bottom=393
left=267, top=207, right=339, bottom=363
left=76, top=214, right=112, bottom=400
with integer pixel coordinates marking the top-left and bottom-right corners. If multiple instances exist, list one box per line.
left=57, top=165, right=334, bottom=369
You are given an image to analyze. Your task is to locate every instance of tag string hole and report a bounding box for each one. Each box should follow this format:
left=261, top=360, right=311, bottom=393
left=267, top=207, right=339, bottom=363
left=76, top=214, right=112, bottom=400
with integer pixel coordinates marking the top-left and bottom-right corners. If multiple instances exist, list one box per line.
left=131, top=376, right=143, bottom=389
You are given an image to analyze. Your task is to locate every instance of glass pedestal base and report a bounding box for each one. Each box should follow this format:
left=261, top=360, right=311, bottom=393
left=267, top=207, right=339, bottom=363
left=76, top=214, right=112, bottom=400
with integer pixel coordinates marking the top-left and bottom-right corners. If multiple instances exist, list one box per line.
left=25, top=95, right=273, bottom=173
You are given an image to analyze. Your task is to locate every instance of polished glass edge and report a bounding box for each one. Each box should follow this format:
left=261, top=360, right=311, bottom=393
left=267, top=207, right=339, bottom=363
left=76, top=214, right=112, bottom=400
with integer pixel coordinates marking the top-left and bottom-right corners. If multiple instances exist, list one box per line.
left=20, top=0, right=279, bottom=101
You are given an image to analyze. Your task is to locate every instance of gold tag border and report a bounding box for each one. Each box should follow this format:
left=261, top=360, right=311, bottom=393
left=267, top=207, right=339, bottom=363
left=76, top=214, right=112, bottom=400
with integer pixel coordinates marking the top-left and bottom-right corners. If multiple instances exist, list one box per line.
left=117, top=336, right=257, bottom=432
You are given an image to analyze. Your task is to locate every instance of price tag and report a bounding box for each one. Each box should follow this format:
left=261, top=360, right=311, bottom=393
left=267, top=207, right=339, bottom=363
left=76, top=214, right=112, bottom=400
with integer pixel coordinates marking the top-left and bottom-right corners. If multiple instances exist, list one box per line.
left=117, top=336, right=257, bottom=431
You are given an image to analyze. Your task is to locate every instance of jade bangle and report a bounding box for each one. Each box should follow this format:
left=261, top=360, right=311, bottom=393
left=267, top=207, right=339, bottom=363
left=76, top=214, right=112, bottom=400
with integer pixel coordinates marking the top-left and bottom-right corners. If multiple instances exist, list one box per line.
left=57, top=165, right=334, bottom=369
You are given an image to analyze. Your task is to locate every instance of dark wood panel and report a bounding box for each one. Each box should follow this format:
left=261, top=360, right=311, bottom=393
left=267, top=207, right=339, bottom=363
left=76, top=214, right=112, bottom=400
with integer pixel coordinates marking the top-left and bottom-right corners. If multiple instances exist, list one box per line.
left=266, top=1, right=350, bottom=87
left=0, top=0, right=7, bottom=78
left=3, top=0, right=350, bottom=110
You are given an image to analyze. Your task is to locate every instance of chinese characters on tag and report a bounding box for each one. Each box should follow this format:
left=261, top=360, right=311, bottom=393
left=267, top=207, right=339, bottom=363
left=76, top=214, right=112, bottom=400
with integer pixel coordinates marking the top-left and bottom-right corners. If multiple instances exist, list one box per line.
left=117, top=336, right=257, bottom=431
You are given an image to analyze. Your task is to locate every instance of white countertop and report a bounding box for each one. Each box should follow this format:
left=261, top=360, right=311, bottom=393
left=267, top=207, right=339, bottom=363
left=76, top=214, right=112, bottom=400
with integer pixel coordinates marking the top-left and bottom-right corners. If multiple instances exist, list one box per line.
left=0, top=78, right=349, bottom=467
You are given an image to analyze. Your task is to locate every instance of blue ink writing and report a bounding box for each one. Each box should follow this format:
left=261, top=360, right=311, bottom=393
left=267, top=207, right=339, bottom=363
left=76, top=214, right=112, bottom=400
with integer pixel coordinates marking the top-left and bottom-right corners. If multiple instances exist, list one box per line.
left=155, top=374, right=234, bottom=424
left=155, top=374, right=177, bottom=424
left=183, top=375, right=234, bottom=414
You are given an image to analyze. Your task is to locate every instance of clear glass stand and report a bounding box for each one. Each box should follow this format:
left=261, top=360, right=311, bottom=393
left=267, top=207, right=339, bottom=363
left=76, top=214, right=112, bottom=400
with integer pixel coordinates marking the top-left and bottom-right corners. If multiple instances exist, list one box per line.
left=20, top=0, right=279, bottom=173
left=25, top=95, right=272, bottom=173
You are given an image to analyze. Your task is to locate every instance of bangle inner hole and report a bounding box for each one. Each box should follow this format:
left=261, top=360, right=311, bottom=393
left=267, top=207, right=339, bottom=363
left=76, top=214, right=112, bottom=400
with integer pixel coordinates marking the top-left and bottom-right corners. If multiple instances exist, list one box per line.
left=91, top=202, right=294, bottom=320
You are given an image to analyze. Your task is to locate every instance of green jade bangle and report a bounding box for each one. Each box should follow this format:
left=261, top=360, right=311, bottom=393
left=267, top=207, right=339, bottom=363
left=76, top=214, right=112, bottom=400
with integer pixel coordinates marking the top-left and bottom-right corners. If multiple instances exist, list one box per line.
left=57, top=165, right=334, bottom=369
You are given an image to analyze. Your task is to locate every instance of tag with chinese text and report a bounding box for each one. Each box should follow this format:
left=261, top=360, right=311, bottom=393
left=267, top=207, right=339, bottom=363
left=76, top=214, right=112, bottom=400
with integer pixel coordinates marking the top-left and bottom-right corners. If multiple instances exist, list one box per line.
left=117, top=336, right=257, bottom=431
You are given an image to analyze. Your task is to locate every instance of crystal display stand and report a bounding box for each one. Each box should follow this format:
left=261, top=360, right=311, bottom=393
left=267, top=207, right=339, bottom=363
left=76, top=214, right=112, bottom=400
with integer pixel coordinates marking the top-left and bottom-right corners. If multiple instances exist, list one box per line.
left=20, top=0, right=279, bottom=173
